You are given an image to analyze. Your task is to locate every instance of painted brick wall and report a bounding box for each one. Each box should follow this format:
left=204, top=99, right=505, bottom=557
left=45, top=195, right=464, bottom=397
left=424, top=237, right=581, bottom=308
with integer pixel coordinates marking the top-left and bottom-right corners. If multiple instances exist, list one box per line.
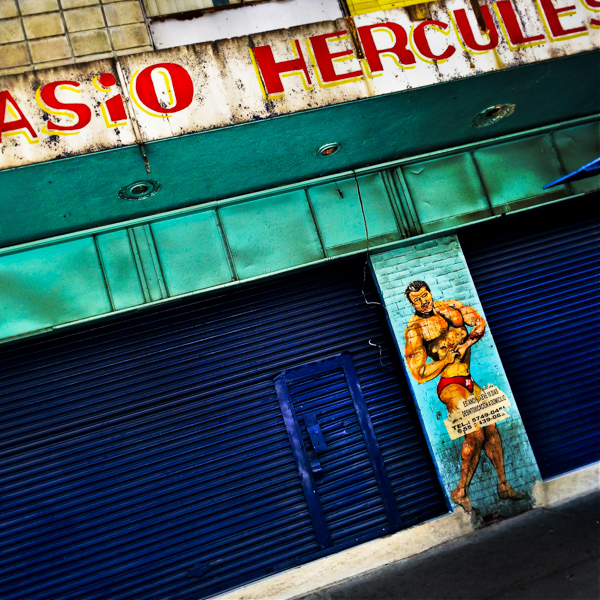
left=370, top=235, right=541, bottom=520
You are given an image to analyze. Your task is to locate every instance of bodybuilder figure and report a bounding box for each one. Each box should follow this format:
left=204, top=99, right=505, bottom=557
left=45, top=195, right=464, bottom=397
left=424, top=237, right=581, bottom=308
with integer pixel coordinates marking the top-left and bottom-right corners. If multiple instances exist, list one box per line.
left=403, top=280, right=524, bottom=513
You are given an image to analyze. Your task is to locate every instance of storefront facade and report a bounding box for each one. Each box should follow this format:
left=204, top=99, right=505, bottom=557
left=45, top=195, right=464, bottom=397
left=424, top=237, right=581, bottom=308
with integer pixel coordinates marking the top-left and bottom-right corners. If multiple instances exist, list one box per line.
left=1, top=0, right=598, bottom=597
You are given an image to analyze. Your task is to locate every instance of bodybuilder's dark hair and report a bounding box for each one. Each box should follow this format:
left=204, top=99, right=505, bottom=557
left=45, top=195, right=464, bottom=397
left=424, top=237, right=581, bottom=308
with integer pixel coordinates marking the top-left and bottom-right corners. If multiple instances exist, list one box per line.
left=405, top=280, right=431, bottom=303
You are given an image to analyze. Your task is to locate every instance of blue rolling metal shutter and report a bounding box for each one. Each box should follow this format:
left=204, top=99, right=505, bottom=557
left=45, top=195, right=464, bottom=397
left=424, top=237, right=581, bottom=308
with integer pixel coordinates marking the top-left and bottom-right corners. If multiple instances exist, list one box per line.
left=460, top=197, right=600, bottom=479
left=0, top=256, right=446, bottom=600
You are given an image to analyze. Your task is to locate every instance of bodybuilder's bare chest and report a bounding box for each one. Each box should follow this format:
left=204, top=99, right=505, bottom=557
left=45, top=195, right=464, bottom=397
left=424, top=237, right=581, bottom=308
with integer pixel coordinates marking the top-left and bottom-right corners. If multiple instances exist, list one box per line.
left=421, top=309, right=463, bottom=341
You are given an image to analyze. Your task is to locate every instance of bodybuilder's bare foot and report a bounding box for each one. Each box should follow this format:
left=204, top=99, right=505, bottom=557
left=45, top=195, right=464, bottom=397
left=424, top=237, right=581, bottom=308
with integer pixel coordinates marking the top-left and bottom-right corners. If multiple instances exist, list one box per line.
left=451, top=488, right=473, bottom=512
left=497, top=483, right=525, bottom=500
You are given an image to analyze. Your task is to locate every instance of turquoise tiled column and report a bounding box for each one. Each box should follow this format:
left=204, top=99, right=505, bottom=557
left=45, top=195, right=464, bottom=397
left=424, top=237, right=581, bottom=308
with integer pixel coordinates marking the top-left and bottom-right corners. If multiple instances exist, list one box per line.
left=370, top=236, right=541, bottom=518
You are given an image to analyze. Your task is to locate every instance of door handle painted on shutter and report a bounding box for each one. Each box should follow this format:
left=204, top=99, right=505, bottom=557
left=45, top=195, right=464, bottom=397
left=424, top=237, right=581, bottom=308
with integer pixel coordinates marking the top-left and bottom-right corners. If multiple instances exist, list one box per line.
left=305, top=412, right=327, bottom=452
left=304, top=412, right=327, bottom=481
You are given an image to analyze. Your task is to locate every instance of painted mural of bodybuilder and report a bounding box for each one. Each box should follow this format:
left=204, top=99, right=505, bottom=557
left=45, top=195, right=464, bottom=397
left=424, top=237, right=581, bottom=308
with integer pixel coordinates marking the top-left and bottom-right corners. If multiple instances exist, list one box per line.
left=403, top=280, right=524, bottom=513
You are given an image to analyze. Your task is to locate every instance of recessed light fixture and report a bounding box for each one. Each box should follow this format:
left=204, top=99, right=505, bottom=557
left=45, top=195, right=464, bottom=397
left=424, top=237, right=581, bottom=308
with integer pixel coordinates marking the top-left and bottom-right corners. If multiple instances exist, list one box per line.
left=317, top=143, right=341, bottom=157
left=471, top=104, right=515, bottom=128
left=118, top=180, right=161, bottom=200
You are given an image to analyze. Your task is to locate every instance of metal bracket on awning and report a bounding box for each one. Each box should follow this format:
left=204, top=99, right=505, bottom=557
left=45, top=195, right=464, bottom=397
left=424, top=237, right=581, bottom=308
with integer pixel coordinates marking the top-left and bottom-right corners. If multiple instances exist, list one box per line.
left=544, top=157, right=600, bottom=189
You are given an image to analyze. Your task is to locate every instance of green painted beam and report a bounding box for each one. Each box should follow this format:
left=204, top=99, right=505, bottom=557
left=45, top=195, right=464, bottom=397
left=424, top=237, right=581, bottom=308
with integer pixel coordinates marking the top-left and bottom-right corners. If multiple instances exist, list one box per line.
left=0, top=51, right=598, bottom=248
left=0, top=117, right=598, bottom=344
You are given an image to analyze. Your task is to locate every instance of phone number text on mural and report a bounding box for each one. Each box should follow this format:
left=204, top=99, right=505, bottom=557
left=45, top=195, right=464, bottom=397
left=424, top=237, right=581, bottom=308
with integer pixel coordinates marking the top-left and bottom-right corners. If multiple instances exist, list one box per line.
left=445, top=385, right=511, bottom=440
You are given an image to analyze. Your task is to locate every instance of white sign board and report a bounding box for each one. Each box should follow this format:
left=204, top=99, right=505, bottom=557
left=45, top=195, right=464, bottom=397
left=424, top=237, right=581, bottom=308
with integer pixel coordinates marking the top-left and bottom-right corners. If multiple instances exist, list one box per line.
left=1, top=0, right=598, bottom=170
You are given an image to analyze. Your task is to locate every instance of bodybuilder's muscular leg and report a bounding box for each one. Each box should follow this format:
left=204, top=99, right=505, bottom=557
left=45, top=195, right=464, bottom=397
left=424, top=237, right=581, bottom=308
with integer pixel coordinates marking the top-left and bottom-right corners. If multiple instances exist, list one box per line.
left=440, top=384, right=482, bottom=512
left=483, top=424, right=507, bottom=485
left=451, top=428, right=485, bottom=512
left=483, top=425, right=526, bottom=500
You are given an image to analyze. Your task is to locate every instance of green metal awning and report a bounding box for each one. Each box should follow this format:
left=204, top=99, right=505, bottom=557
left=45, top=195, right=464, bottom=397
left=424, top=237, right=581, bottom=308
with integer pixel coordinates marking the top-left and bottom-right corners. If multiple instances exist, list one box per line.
left=1, top=51, right=598, bottom=248
left=0, top=109, right=598, bottom=344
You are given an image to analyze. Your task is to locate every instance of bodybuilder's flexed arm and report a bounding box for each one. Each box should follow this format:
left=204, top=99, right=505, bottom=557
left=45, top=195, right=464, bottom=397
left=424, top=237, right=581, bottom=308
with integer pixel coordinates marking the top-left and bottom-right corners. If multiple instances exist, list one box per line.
left=439, top=300, right=486, bottom=358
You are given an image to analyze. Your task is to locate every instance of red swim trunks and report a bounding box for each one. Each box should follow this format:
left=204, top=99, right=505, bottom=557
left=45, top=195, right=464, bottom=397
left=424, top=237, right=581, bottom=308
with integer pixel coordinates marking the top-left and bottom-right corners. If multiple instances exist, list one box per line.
left=437, top=375, right=474, bottom=396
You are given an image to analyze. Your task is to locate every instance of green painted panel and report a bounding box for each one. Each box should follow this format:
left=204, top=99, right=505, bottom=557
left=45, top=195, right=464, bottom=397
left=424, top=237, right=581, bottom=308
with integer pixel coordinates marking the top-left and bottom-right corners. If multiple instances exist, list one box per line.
left=218, top=190, right=324, bottom=280
left=131, top=225, right=167, bottom=302
left=473, top=135, right=567, bottom=212
left=401, top=153, right=490, bottom=232
left=0, top=145, right=149, bottom=248
left=96, top=230, right=145, bottom=310
left=0, top=238, right=111, bottom=338
left=553, top=122, right=600, bottom=194
left=307, top=173, right=400, bottom=256
left=151, top=210, right=234, bottom=297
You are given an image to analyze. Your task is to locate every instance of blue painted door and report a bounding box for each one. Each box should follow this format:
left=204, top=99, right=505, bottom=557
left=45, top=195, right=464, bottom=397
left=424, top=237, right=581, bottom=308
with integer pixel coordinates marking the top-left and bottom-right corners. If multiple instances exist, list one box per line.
left=275, top=353, right=402, bottom=549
